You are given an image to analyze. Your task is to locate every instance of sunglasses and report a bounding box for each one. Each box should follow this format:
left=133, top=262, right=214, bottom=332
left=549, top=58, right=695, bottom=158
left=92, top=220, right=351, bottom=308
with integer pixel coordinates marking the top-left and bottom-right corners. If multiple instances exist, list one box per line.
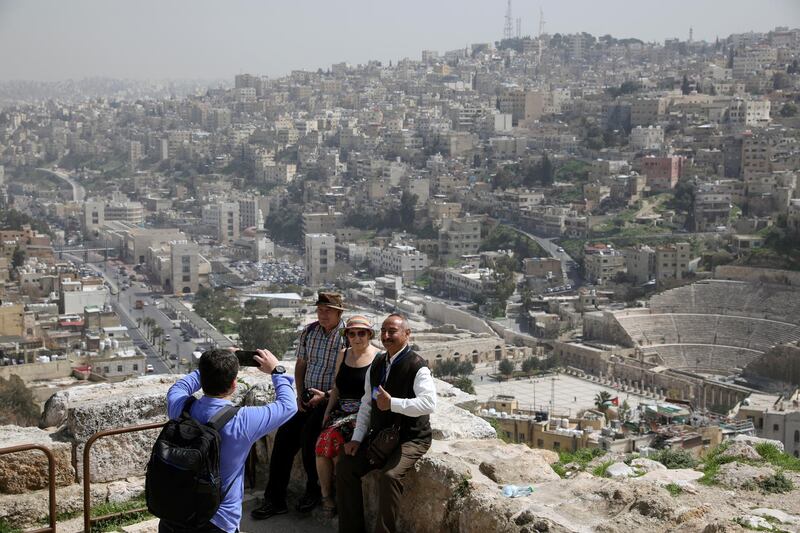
left=346, top=330, right=369, bottom=338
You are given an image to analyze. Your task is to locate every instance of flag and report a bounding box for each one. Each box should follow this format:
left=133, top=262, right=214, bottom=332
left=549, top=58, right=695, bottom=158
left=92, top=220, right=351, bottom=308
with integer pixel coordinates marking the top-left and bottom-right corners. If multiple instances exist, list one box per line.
left=611, top=397, right=619, bottom=406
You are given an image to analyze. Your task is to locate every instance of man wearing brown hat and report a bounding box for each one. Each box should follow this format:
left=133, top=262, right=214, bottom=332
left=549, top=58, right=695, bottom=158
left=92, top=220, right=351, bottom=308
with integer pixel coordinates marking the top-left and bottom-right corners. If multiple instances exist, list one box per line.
left=252, top=291, right=347, bottom=519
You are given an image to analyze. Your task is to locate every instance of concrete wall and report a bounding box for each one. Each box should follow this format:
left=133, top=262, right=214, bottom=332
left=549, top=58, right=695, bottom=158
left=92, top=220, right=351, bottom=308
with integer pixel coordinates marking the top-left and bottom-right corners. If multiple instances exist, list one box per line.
left=423, top=301, right=495, bottom=335
left=0, top=360, right=73, bottom=383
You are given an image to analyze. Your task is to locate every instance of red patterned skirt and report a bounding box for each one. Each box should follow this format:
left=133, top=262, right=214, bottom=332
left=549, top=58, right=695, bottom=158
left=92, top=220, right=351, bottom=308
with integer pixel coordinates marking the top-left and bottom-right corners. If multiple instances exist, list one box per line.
left=315, top=399, right=360, bottom=459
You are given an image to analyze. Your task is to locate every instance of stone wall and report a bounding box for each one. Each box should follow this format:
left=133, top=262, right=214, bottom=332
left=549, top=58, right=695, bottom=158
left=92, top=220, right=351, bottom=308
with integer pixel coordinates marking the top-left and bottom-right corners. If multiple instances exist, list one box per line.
left=0, top=360, right=73, bottom=383
left=744, top=344, right=800, bottom=392
left=714, top=265, right=800, bottom=287
left=424, top=300, right=496, bottom=335
left=4, top=366, right=799, bottom=532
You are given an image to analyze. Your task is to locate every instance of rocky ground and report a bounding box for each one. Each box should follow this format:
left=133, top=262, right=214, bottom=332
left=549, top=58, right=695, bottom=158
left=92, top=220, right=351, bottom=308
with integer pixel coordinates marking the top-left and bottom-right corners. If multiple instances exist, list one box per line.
left=2, top=369, right=800, bottom=532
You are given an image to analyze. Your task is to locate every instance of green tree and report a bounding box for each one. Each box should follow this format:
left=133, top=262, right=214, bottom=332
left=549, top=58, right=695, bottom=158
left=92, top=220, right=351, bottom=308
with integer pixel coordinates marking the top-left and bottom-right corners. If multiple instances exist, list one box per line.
left=773, top=72, right=791, bottom=91
left=618, top=399, right=632, bottom=422
left=11, top=246, right=26, bottom=269
left=238, top=299, right=296, bottom=357
left=594, top=391, right=612, bottom=412
left=453, top=376, right=475, bottom=395
left=0, top=374, right=40, bottom=426
left=780, top=102, right=798, bottom=117
left=498, top=358, right=515, bottom=376
left=493, top=166, right=517, bottom=190
left=457, top=360, right=475, bottom=376
left=521, top=356, right=539, bottom=374
left=400, top=190, right=418, bottom=230
left=151, top=326, right=164, bottom=345
left=539, top=152, right=554, bottom=186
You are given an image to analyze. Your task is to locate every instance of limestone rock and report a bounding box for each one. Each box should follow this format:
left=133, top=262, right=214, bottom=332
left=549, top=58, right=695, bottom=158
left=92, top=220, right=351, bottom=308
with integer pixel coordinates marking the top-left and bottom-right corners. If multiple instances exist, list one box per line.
left=719, top=441, right=762, bottom=461
left=676, top=504, right=712, bottom=524
left=0, top=481, right=106, bottom=529
left=442, top=440, right=560, bottom=484
left=430, top=400, right=496, bottom=441
left=733, top=434, right=783, bottom=451
left=752, top=508, right=800, bottom=526
left=0, top=425, right=74, bottom=493
left=716, top=462, right=774, bottom=489
left=630, top=458, right=666, bottom=473
left=606, top=462, right=636, bottom=479
left=634, top=468, right=703, bottom=485
left=106, top=477, right=145, bottom=504
left=434, top=378, right=477, bottom=405
left=737, top=515, right=775, bottom=530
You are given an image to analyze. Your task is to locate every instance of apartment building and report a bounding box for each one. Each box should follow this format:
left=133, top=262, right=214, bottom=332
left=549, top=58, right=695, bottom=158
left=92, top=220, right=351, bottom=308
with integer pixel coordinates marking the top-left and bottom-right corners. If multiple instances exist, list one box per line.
left=438, top=216, right=482, bottom=260
left=305, top=233, right=336, bottom=286
left=655, top=242, right=692, bottom=283
left=622, top=245, right=657, bottom=285
left=630, top=97, right=668, bottom=126
left=584, top=249, right=626, bottom=285
left=367, top=244, right=429, bottom=283
left=630, top=126, right=664, bottom=151
left=641, top=156, right=684, bottom=192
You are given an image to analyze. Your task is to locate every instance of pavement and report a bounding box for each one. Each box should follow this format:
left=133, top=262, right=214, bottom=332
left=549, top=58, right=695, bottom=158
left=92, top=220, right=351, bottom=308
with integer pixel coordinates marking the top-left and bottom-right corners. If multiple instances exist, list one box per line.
left=472, top=372, right=653, bottom=416
left=58, top=490, right=334, bottom=533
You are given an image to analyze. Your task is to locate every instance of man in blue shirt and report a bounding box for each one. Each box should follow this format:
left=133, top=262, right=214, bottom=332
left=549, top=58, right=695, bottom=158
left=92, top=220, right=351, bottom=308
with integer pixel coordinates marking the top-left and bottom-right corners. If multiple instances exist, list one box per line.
left=161, top=348, right=296, bottom=533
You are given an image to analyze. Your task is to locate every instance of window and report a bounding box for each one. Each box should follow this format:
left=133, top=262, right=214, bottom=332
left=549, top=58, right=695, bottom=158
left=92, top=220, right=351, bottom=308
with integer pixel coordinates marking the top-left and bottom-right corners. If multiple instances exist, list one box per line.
left=103, top=366, right=110, bottom=373
left=553, top=442, right=561, bottom=451
left=537, top=439, right=544, bottom=448
left=133, top=364, right=139, bottom=371
left=774, top=424, right=780, bottom=432
left=795, top=430, right=799, bottom=443
left=182, top=275, right=191, bottom=282
left=117, top=365, right=123, bottom=372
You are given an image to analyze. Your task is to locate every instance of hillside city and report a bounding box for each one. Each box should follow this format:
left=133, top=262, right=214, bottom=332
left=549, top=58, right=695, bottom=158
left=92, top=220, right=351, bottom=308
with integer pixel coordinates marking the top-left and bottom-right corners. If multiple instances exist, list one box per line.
left=1, top=10, right=800, bottom=533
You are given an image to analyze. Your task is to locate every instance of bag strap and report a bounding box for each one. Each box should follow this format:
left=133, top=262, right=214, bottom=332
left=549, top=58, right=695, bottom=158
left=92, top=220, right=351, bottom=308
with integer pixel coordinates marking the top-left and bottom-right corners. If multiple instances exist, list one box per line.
left=206, top=405, right=241, bottom=432
left=181, top=395, right=197, bottom=417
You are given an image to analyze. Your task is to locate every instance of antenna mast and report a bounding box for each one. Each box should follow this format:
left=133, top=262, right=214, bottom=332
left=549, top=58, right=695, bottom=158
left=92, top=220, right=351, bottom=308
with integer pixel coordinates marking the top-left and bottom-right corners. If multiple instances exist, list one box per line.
left=503, top=0, right=513, bottom=40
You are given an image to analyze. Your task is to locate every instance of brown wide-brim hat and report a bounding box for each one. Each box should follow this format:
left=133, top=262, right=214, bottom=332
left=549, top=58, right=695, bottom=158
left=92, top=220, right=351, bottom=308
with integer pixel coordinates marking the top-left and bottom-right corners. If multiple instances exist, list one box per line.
left=314, top=291, right=346, bottom=311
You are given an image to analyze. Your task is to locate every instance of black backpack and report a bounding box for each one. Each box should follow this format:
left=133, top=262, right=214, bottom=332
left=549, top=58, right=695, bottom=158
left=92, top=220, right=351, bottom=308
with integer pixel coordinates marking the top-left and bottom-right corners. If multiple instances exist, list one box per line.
left=145, top=396, right=240, bottom=527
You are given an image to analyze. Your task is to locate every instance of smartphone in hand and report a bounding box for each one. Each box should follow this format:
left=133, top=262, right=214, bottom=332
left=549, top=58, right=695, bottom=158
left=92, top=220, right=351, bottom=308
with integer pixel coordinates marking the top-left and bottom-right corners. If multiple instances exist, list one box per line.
left=235, top=350, right=260, bottom=367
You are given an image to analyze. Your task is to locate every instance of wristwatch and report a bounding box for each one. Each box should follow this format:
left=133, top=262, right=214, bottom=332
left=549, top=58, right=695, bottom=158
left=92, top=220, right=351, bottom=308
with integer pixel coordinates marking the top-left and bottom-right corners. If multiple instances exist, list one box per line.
left=271, top=365, right=286, bottom=375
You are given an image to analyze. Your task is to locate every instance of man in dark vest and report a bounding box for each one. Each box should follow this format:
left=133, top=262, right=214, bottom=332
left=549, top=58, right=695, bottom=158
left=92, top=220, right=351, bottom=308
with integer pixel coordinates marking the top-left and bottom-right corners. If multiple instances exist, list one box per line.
left=337, top=313, right=436, bottom=533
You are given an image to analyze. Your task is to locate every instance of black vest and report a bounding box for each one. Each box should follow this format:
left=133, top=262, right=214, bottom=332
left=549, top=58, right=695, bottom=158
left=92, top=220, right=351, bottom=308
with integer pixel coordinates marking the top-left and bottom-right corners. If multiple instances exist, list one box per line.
left=369, top=347, right=432, bottom=444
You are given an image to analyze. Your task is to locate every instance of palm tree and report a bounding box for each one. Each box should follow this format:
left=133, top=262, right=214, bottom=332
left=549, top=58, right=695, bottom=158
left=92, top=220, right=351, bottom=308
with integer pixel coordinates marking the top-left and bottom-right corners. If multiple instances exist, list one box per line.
left=141, top=317, right=155, bottom=340
left=594, top=391, right=612, bottom=412
left=151, top=326, right=164, bottom=346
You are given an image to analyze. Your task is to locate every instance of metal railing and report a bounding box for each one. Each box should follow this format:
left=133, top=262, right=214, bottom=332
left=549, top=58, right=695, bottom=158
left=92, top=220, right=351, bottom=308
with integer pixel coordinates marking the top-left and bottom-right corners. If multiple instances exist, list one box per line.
left=0, top=444, right=57, bottom=533
left=82, top=422, right=165, bottom=533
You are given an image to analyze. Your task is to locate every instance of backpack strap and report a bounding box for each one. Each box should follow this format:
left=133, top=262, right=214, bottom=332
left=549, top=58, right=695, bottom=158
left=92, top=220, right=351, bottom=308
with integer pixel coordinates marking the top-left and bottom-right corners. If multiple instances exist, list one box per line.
left=206, top=405, right=240, bottom=432
left=181, top=395, right=197, bottom=417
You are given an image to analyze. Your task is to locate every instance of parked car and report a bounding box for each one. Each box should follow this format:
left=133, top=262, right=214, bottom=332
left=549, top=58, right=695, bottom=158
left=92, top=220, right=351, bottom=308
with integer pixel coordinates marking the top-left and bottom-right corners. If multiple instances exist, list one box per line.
left=146, top=364, right=154, bottom=373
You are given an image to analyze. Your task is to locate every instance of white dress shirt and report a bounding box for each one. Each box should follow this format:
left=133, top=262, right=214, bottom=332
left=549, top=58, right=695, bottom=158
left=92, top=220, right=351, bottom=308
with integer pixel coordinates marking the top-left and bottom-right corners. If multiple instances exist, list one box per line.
left=352, top=344, right=437, bottom=443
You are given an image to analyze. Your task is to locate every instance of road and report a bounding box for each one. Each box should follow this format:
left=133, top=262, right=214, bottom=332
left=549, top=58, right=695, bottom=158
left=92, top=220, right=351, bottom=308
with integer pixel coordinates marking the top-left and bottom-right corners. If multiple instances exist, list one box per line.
left=65, top=253, right=208, bottom=375
left=509, top=225, right=583, bottom=289
left=36, top=167, right=86, bottom=202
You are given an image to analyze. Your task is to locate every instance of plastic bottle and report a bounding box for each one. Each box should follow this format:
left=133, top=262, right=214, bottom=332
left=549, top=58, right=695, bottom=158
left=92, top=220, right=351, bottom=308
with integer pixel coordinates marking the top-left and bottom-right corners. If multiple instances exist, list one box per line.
left=502, top=485, right=534, bottom=498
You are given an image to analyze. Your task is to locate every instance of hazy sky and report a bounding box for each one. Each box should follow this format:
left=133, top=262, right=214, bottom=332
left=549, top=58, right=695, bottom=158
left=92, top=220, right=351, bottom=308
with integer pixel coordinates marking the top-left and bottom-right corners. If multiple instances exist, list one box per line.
left=0, top=0, right=797, bottom=81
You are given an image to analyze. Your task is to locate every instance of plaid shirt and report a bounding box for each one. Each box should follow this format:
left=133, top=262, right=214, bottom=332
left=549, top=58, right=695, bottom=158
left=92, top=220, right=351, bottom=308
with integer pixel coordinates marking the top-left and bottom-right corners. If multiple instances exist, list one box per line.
left=297, top=319, right=346, bottom=392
